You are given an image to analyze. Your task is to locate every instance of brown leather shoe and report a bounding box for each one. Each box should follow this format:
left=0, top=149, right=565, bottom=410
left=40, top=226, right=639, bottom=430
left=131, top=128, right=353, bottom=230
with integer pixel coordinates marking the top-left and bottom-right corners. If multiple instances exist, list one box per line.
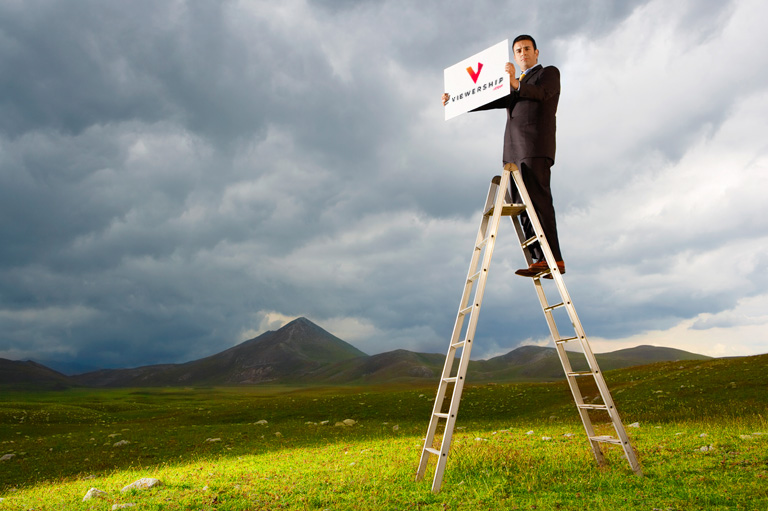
left=515, top=260, right=565, bottom=278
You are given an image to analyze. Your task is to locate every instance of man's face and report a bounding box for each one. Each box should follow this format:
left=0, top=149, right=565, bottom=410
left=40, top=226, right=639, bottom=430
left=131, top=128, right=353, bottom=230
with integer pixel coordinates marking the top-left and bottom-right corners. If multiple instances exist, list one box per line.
left=513, top=39, right=539, bottom=72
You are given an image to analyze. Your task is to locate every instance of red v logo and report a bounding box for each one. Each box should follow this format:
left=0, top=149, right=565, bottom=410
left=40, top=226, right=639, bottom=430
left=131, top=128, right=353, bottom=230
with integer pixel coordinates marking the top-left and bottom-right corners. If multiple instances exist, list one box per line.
left=466, top=62, right=483, bottom=83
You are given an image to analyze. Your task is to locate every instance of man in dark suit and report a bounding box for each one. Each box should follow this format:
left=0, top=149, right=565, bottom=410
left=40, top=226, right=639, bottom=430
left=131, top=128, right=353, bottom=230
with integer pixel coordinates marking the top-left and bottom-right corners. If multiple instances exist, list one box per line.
left=443, top=35, right=564, bottom=277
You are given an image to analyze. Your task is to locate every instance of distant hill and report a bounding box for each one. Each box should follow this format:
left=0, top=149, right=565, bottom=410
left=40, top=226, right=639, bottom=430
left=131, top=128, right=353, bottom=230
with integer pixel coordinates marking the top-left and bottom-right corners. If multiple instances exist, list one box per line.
left=4, top=317, right=713, bottom=389
left=308, top=344, right=712, bottom=385
left=0, top=358, right=73, bottom=390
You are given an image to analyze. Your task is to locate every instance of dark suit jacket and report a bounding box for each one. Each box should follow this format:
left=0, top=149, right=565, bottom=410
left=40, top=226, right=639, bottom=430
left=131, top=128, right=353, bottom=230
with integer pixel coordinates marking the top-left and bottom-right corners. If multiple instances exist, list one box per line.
left=473, top=64, right=560, bottom=165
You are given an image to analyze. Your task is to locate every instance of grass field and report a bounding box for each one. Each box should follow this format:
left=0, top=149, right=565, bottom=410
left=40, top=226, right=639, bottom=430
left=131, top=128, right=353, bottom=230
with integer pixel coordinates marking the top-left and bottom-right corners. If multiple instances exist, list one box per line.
left=0, top=355, right=766, bottom=510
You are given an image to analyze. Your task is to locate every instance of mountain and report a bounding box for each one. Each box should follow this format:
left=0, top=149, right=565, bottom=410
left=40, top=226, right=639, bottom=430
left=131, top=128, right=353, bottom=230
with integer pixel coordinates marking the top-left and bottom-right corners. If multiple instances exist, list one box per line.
left=0, top=358, right=74, bottom=390
left=72, top=317, right=367, bottom=387
left=4, top=317, right=713, bottom=388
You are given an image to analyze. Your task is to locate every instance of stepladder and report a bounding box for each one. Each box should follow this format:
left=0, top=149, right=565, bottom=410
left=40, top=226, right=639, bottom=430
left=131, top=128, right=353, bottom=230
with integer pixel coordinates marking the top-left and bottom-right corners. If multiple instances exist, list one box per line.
left=416, top=164, right=642, bottom=492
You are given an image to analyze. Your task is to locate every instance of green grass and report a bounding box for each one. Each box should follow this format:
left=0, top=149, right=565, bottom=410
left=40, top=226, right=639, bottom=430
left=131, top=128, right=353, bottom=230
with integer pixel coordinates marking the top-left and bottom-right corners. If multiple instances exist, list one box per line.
left=0, top=355, right=766, bottom=510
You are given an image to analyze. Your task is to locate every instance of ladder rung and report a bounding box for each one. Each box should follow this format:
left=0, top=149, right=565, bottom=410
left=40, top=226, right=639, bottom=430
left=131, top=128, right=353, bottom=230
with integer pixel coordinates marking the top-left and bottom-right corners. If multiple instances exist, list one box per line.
left=500, top=204, right=525, bottom=217
left=555, top=336, right=579, bottom=344
left=458, top=305, right=473, bottom=316
left=520, top=235, right=537, bottom=248
left=578, top=404, right=609, bottom=410
left=424, top=447, right=441, bottom=456
left=544, top=302, right=565, bottom=312
left=468, top=271, right=482, bottom=283
left=434, top=412, right=449, bottom=419
left=443, top=377, right=458, bottom=383
left=590, top=435, right=623, bottom=445
left=567, top=371, right=594, bottom=377
left=476, top=237, right=490, bottom=249
left=450, top=341, right=465, bottom=349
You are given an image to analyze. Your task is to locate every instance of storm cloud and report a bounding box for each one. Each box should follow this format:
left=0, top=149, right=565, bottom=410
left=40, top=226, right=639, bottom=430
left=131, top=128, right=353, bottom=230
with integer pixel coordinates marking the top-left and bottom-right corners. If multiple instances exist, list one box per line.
left=1, top=0, right=767, bottom=371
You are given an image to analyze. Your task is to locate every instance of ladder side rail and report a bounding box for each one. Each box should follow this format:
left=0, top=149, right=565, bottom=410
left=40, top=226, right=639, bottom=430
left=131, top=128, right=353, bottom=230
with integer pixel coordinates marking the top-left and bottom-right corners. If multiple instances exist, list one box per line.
left=429, top=171, right=510, bottom=493
left=580, top=347, right=643, bottom=474
left=508, top=166, right=637, bottom=470
left=508, top=174, right=606, bottom=465
left=417, top=175, right=504, bottom=484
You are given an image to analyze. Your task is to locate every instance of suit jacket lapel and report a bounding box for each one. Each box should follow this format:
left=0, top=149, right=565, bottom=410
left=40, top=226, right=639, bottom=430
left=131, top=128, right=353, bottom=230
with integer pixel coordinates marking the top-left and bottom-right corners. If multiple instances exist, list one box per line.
left=521, top=64, right=542, bottom=82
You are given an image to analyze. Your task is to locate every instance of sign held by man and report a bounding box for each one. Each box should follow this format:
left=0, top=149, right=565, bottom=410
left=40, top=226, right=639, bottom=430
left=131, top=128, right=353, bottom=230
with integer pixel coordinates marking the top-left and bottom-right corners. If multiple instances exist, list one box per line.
left=443, top=40, right=509, bottom=121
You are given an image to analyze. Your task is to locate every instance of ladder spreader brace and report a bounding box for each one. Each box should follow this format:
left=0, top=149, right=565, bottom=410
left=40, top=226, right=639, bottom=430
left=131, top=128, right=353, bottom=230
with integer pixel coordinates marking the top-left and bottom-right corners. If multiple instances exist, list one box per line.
left=416, top=163, right=642, bottom=492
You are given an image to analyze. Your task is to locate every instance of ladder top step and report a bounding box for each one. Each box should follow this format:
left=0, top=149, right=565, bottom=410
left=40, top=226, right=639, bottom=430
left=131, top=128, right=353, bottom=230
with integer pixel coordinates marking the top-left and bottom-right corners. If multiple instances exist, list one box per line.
left=484, top=204, right=526, bottom=217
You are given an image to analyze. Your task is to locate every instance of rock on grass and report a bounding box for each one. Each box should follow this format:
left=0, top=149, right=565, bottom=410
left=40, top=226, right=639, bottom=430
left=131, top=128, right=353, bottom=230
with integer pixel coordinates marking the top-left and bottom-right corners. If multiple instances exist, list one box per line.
left=82, top=488, right=108, bottom=501
left=121, top=478, right=162, bottom=492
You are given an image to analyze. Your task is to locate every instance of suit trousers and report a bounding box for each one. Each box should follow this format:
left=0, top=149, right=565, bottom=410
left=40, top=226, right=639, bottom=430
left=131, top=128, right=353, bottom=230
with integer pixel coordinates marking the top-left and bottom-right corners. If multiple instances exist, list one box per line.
left=509, top=157, right=563, bottom=262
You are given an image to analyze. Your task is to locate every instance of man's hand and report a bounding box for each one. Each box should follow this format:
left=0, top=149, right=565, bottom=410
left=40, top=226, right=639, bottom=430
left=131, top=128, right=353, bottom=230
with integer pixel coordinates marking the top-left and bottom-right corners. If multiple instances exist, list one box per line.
left=505, top=62, right=520, bottom=90
left=442, top=92, right=450, bottom=106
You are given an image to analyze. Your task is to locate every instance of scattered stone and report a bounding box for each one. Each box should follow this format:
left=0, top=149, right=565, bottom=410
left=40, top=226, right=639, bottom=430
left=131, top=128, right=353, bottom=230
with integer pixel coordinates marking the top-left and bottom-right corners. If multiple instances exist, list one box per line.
left=392, top=425, right=400, bottom=432
left=255, top=420, right=268, bottom=425
left=113, top=440, right=130, bottom=447
left=204, top=438, right=221, bottom=443
left=112, top=504, right=136, bottom=510
left=699, top=445, right=714, bottom=452
left=0, top=454, right=15, bottom=461
left=83, top=488, right=108, bottom=501
left=525, top=431, right=534, bottom=435
left=542, top=437, right=552, bottom=441
left=562, top=433, right=574, bottom=438
left=320, top=420, right=329, bottom=425
left=342, top=419, right=357, bottom=426
left=108, top=433, right=121, bottom=438
left=121, top=478, right=162, bottom=492
left=475, top=438, right=487, bottom=442
left=274, top=432, right=282, bottom=437
left=699, top=433, right=708, bottom=438
left=628, top=422, right=640, bottom=428
left=739, top=435, right=754, bottom=440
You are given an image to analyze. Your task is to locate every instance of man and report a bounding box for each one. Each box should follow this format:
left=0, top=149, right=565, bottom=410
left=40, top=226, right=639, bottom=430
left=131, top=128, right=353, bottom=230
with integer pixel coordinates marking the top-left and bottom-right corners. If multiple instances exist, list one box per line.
left=443, top=35, right=564, bottom=278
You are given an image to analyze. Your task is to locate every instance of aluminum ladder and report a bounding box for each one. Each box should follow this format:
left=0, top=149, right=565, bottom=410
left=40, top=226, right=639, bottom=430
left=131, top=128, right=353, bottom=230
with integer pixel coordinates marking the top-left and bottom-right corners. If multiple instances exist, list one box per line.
left=416, top=163, right=642, bottom=492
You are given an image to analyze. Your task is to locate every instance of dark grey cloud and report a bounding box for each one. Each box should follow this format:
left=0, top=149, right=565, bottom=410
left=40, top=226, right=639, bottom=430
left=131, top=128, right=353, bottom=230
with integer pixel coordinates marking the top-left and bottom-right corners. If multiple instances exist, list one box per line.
left=1, top=0, right=767, bottom=371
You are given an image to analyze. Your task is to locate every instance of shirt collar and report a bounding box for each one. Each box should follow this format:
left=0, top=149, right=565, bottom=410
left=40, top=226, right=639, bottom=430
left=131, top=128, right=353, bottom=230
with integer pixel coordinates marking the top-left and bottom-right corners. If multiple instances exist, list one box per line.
left=520, top=63, right=541, bottom=78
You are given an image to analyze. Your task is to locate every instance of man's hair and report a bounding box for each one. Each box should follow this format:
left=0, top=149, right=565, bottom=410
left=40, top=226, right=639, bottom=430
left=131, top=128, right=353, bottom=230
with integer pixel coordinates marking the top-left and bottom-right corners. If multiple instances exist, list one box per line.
left=513, top=34, right=537, bottom=50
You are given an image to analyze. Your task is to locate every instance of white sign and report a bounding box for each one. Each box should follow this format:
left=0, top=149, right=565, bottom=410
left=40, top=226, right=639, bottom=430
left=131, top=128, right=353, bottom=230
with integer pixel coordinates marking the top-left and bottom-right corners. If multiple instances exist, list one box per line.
left=443, top=40, right=510, bottom=121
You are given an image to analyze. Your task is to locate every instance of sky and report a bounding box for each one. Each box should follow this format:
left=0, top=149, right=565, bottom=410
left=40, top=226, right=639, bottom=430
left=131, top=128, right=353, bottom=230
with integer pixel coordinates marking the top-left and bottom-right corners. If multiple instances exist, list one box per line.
left=2, top=0, right=768, bottom=372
